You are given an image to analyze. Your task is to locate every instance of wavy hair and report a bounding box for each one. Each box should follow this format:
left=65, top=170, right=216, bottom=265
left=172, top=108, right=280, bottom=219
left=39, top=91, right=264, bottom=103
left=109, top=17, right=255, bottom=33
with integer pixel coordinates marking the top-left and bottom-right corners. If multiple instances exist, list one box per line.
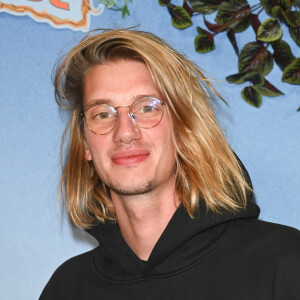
left=54, top=28, right=250, bottom=228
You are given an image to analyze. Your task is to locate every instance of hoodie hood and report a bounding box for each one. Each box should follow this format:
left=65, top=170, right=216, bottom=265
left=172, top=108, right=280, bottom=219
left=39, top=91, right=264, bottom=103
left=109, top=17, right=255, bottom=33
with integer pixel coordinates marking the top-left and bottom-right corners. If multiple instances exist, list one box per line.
left=87, top=199, right=260, bottom=282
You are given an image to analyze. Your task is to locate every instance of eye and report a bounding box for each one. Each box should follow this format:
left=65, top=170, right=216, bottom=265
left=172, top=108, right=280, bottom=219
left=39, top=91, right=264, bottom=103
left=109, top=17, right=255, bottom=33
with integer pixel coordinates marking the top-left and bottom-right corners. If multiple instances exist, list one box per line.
left=141, top=105, right=154, bottom=113
left=87, top=105, right=115, bottom=121
left=95, top=111, right=110, bottom=119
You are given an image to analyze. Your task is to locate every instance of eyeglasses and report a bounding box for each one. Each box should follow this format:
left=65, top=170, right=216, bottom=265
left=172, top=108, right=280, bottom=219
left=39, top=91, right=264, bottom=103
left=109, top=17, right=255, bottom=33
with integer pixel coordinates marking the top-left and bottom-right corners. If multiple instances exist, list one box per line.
left=82, top=97, right=165, bottom=135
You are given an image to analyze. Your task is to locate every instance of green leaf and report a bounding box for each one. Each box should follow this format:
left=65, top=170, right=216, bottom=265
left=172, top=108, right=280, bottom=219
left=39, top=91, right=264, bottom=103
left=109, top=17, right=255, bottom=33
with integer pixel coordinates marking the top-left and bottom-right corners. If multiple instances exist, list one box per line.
left=233, top=17, right=250, bottom=33
left=226, top=73, right=246, bottom=84
left=277, top=0, right=292, bottom=11
left=261, top=0, right=292, bottom=16
left=121, top=3, right=130, bottom=18
left=272, top=40, right=295, bottom=71
left=159, top=0, right=170, bottom=6
left=238, top=42, right=274, bottom=76
left=289, top=27, right=300, bottom=46
left=194, top=27, right=215, bottom=53
left=227, top=72, right=265, bottom=85
left=100, top=0, right=117, bottom=8
left=283, top=11, right=300, bottom=28
left=243, top=72, right=264, bottom=86
left=257, top=18, right=282, bottom=42
left=188, top=0, right=219, bottom=14
left=271, top=6, right=286, bottom=22
left=256, top=79, right=284, bottom=97
left=213, top=0, right=250, bottom=33
left=215, top=0, right=250, bottom=25
left=271, top=6, right=300, bottom=27
left=260, top=0, right=275, bottom=17
left=241, top=86, right=262, bottom=108
left=226, top=72, right=264, bottom=85
left=282, top=58, right=300, bottom=84
left=197, top=26, right=203, bottom=35
left=168, top=6, right=193, bottom=29
left=297, top=106, right=300, bottom=112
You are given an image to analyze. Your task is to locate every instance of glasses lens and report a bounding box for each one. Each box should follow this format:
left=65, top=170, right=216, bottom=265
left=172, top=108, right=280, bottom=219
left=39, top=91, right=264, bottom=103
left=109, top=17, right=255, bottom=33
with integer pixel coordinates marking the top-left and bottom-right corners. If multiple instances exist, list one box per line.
left=131, top=98, right=164, bottom=128
left=85, top=104, right=116, bottom=134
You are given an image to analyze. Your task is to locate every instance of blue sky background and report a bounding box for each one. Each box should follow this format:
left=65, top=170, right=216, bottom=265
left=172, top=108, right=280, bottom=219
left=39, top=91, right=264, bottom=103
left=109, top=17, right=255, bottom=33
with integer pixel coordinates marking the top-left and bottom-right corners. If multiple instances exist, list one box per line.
left=0, top=1, right=299, bottom=299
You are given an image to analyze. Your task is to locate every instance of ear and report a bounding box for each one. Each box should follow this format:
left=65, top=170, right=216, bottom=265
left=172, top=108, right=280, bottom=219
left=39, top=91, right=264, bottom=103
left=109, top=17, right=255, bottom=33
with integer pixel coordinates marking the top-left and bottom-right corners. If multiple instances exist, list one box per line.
left=84, top=140, right=92, bottom=161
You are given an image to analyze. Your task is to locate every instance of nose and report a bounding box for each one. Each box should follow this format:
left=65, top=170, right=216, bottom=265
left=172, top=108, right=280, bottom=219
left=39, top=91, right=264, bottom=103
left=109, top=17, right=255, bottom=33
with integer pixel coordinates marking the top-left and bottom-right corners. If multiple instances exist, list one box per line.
left=112, top=107, right=140, bottom=144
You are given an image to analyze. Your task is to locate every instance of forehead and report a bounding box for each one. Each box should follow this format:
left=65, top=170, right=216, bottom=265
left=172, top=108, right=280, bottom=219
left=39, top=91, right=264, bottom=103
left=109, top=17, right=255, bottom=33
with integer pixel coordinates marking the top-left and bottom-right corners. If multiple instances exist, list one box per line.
left=83, top=61, right=160, bottom=108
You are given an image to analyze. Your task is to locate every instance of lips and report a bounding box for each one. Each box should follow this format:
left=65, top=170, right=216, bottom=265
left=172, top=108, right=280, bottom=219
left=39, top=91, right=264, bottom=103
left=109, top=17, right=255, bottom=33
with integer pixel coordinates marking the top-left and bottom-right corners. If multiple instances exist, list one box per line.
left=111, top=149, right=150, bottom=166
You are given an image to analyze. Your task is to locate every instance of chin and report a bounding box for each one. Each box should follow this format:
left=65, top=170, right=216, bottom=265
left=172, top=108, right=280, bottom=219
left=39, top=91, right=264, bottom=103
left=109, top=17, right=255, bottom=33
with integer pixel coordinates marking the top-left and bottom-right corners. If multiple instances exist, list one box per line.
left=109, top=180, right=155, bottom=196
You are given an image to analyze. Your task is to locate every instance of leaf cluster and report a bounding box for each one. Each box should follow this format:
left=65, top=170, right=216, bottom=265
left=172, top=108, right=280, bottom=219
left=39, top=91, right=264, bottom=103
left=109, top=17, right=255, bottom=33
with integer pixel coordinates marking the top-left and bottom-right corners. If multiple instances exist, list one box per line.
left=159, top=0, right=300, bottom=110
left=100, top=0, right=133, bottom=18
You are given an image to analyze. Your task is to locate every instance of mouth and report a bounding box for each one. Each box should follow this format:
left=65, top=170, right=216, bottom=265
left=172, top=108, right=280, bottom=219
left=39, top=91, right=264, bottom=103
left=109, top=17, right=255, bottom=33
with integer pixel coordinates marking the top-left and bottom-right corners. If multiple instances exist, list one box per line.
left=111, top=149, right=150, bottom=166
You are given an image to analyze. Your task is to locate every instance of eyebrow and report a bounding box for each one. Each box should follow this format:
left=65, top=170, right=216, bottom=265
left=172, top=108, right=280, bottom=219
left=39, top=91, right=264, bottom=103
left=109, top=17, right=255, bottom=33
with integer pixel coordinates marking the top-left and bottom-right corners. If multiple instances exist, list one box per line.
left=85, top=99, right=113, bottom=109
left=84, top=94, right=161, bottom=111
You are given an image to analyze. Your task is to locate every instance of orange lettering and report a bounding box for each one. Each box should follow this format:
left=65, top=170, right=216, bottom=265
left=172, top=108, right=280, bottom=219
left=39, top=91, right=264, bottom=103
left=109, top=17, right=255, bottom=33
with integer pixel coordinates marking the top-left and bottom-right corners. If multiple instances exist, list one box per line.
left=49, top=0, right=69, bottom=10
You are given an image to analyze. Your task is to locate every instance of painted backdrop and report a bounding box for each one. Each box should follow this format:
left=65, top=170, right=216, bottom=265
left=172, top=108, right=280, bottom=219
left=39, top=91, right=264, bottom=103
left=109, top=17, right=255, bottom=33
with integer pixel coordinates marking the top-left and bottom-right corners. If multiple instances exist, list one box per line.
left=1, top=1, right=299, bottom=299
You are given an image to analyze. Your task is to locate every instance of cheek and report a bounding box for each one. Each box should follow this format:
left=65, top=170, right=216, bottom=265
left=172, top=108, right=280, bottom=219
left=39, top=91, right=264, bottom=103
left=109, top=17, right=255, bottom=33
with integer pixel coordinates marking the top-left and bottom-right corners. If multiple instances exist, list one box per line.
left=155, top=125, right=176, bottom=162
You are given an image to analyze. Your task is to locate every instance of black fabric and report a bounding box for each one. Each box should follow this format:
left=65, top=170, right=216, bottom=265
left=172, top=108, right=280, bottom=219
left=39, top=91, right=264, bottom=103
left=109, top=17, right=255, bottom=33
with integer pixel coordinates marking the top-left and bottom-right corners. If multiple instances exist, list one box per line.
left=40, top=198, right=300, bottom=299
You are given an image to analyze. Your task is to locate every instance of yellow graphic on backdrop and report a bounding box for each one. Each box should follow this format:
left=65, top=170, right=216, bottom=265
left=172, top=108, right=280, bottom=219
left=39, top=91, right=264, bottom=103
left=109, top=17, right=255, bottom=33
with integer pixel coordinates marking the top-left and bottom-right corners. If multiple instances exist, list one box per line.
left=0, top=0, right=104, bottom=31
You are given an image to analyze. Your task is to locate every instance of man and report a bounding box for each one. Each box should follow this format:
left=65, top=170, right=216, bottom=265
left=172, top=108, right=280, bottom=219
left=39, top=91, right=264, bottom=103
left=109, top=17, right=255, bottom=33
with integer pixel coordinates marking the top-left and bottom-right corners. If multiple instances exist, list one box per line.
left=40, top=29, right=300, bottom=299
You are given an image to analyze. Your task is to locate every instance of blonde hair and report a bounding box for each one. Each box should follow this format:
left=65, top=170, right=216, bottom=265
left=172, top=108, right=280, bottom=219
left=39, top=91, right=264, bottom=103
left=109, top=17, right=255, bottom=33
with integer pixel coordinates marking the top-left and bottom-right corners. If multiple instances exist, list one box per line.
left=54, top=28, right=250, bottom=228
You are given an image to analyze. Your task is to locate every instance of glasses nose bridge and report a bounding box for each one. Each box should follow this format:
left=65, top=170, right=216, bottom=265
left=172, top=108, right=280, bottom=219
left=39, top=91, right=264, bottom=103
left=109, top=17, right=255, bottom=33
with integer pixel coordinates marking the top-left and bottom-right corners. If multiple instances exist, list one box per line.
left=115, top=104, right=134, bottom=120
left=115, top=104, right=131, bottom=111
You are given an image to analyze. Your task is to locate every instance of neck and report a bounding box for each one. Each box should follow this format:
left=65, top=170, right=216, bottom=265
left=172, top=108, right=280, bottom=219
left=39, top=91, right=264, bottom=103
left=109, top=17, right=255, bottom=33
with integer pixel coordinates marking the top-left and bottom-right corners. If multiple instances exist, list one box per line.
left=110, top=183, right=180, bottom=261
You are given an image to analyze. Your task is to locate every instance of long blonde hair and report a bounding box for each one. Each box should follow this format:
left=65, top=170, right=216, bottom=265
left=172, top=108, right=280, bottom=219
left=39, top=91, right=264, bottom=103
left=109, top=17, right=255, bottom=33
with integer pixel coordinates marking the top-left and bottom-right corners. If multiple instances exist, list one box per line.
left=54, top=29, right=250, bottom=228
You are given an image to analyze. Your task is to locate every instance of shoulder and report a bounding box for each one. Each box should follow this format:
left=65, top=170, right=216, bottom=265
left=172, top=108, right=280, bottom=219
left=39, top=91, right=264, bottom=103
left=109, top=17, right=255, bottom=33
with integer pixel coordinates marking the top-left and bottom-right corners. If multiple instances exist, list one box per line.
left=234, top=220, right=300, bottom=276
left=247, top=219, right=300, bottom=261
left=58, top=247, right=95, bottom=272
left=249, top=221, right=300, bottom=299
left=227, top=218, right=300, bottom=266
left=227, top=219, right=300, bottom=298
left=233, top=218, right=300, bottom=248
left=39, top=248, right=97, bottom=299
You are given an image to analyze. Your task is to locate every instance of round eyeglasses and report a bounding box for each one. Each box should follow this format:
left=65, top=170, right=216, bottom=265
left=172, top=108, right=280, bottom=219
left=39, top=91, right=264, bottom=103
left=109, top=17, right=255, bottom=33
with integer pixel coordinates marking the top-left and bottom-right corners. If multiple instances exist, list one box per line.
left=82, top=97, right=165, bottom=135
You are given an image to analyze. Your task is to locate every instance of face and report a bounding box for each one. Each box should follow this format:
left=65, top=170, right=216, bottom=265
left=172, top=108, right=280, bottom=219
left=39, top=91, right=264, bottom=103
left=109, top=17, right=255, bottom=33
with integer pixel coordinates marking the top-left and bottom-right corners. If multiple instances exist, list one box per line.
left=83, top=60, right=176, bottom=197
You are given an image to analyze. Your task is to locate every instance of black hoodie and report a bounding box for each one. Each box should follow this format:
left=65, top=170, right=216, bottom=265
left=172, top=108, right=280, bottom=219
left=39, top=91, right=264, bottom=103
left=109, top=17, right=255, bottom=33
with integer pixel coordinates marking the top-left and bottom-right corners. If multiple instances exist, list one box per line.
left=40, top=196, right=300, bottom=299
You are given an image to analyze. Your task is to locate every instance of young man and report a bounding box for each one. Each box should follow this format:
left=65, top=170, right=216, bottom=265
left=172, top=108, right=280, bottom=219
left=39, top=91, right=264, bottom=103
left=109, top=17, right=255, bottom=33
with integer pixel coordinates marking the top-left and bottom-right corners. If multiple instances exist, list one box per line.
left=40, top=29, right=300, bottom=299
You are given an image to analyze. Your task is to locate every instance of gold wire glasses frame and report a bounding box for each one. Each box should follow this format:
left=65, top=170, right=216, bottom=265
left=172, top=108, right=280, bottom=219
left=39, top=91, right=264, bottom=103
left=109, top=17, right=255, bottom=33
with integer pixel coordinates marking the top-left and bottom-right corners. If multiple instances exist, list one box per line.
left=82, top=97, right=166, bottom=135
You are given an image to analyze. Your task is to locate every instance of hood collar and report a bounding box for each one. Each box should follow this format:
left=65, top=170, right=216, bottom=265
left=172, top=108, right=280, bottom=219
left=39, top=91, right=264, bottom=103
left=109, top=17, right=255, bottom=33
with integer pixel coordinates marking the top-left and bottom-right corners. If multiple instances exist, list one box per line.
left=87, top=199, right=260, bottom=281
